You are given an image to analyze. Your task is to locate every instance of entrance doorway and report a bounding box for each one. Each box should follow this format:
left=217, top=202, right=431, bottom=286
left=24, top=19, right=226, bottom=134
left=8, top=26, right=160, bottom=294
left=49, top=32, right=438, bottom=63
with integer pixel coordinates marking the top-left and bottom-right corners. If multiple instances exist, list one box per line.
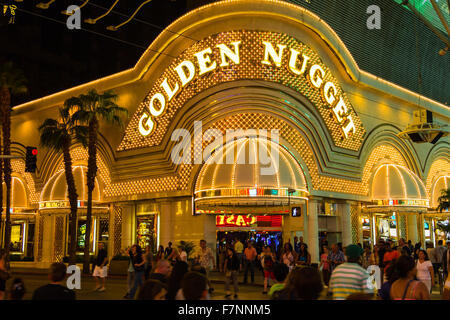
left=216, top=230, right=282, bottom=255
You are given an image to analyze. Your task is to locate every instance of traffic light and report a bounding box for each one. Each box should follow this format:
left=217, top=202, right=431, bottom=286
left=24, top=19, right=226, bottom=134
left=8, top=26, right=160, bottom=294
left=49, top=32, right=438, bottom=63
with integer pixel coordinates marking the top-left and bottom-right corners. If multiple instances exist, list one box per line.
left=25, top=146, right=37, bottom=173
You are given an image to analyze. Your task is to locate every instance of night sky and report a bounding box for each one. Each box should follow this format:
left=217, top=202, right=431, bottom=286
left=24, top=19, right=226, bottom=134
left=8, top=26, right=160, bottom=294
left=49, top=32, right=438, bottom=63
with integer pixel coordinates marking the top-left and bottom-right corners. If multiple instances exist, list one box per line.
left=0, top=0, right=212, bottom=106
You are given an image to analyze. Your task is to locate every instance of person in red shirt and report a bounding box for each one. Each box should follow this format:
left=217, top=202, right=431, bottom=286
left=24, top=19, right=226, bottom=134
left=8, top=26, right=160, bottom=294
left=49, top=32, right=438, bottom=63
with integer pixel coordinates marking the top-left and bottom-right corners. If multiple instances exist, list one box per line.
left=243, top=241, right=258, bottom=284
left=383, top=243, right=400, bottom=277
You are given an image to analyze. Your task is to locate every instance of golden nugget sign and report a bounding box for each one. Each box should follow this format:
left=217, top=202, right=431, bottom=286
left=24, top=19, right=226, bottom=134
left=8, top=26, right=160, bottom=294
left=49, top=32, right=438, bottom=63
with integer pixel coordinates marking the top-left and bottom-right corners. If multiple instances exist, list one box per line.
left=138, top=35, right=356, bottom=139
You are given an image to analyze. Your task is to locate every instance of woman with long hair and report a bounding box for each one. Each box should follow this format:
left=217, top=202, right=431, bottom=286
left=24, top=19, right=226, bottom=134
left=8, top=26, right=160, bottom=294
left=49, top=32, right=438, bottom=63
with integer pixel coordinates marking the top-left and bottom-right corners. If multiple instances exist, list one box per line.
left=416, top=249, right=434, bottom=293
left=319, top=246, right=331, bottom=287
left=281, top=243, right=295, bottom=271
left=390, top=255, right=429, bottom=300
left=156, top=245, right=165, bottom=262
left=378, top=262, right=400, bottom=300
left=166, top=260, right=189, bottom=300
left=125, top=244, right=146, bottom=299
left=273, top=266, right=323, bottom=300
left=297, top=243, right=311, bottom=266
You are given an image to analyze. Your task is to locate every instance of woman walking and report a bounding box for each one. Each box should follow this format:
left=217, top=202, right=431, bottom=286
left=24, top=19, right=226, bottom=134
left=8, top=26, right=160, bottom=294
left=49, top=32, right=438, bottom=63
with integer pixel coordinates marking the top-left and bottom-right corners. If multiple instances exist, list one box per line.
left=224, top=247, right=240, bottom=299
left=416, top=250, right=434, bottom=294
left=297, top=244, right=311, bottom=266
left=281, top=243, right=295, bottom=271
left=390, top=255, right=430, bottom=300
left=319, top=246, right=331, bottom=287
left=144, top=246, right=154, bottom=280
left=156, top=245, right=165, bottom=262
left=125, top=244, right=146, bottom=299
left=262, top=246, right=276, bottom=294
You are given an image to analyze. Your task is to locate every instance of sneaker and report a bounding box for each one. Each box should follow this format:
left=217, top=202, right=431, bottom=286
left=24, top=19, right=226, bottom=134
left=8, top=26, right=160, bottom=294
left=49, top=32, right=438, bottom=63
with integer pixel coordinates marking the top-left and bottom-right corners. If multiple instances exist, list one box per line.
left=262, top=291, right=268, bottom=294
left=98, top=287, right=105, bottom=292
left=225, top=294, right=231, bottom=299
left=234, top=294, right=238, bottom=299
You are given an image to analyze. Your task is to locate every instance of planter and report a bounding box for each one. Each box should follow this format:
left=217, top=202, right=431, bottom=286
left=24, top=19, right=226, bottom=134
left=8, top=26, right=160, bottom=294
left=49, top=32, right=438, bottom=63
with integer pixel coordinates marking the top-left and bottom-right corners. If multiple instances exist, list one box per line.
left=109, top=260, right=129, bottom=275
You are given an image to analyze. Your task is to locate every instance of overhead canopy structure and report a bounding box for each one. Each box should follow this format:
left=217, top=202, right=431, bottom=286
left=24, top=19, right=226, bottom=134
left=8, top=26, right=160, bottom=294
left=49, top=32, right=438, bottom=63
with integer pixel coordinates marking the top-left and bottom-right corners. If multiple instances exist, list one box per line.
left=2, top=177, right=28, bottom=212
left=366, top=163, right=429, bottom=213
left=430, top=175, right=449, bottom=211
left=194, top=137, right=308, bottom=214
left=39, top=166, right=107, bottom=212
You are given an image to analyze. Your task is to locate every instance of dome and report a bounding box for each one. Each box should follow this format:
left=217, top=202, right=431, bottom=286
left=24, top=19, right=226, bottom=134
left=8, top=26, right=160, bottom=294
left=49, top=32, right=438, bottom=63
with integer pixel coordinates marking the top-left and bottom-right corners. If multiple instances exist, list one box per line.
left=194, top=137, right=308, bottom=207
left=2, top=177, right=27, bottom=209
left=430, top=176, right=449, bottom=209
left=40, top=166, right=101, bottom=207
left=369, top=164, right=428, bottom=208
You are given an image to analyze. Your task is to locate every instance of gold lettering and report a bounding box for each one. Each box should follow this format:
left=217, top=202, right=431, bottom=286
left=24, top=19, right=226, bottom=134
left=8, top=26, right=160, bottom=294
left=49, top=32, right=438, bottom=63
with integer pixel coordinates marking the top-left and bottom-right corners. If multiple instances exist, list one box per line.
left=174, top=60, right=195, bottom=87
left=342, top=115, right=356, bottom=138
left=160, top=78, right=179, bottom=102
left=149, top=93, right=166, bottom=117
left=138, top=112, right=155, bottom=136
left=332, top=97, right=348, bottom=123
left=323, top=81, right=337, bottom=106
left=217, top=215, right=225, bottom=225
left=216, top=41, right=241, bottom=67
left=288, top=48, right=309, bottom=75
left=261, top=41, right=286, bottom=67
left=226, top=215, right=235, bottom=224
left=194, top=47, right=217, bottom=76
left=309, top=64, right=325, bottom=88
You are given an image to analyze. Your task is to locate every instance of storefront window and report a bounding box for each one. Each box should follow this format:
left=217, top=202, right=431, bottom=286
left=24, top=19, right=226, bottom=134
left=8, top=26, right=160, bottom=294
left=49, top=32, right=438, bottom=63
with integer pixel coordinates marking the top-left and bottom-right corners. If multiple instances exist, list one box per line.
left=319, top=202, right=337, bottom=216
left=76, top=218, right=95, bottom=253
left=10, top=224, right=24, bottom=253
left=98, top=218, right=109, bottom=243
left=377, top=214, right=397, bottom=242
left=362, top=217, right=372, bottom=247
left=136, top=214, right=157, bottom=250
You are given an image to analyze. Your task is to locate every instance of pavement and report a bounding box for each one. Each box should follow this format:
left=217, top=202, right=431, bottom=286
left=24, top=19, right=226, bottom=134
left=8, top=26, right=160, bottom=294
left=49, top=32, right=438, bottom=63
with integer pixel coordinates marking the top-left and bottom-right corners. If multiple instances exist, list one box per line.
left=6, top=267, right=444, bottom=300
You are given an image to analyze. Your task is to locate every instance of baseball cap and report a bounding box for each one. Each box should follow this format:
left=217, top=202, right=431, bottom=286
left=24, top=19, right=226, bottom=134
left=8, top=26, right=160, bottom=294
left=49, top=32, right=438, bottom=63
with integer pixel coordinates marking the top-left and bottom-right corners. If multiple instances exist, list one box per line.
left=345, top=244, right=364, bottom=259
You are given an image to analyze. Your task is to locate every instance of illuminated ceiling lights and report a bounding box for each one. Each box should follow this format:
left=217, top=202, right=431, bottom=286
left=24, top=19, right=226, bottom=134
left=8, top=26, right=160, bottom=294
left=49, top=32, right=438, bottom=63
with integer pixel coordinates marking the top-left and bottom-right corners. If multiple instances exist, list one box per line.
left=61, top=0, right=90, bottom=15
left=85, top=0, right=119, bottom=24
left=36, top=0, right=56, bottom=9
left=106, top=0, right=152, bottom=31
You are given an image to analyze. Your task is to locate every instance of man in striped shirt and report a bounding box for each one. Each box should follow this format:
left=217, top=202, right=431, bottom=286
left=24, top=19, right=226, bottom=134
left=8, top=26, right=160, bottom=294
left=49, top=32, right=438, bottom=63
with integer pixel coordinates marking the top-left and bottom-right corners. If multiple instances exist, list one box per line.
left=329, top=244, right=373, bottom=300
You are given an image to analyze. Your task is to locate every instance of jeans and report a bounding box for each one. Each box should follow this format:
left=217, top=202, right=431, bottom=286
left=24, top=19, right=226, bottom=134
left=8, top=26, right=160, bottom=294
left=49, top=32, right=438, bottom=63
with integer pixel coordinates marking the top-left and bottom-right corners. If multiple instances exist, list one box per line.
left=243, top=260, right=255, bottom=283
left=127, top=271, right=135, bottom=293
left=128, top=270, right=144, bottom=298
left=225, top=270, right=239, bottom=294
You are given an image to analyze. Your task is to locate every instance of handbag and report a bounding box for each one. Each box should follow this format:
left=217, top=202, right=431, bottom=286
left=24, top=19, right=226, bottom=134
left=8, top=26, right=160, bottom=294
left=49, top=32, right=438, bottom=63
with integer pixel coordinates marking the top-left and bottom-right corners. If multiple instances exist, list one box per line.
left=0, top=269, right=10, bottom=281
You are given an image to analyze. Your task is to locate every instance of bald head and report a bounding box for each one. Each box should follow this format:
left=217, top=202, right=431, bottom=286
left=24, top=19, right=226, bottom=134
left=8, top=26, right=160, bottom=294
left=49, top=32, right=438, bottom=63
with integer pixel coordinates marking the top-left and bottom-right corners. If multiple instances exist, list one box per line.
left=155, top=259, right=170, bottom=276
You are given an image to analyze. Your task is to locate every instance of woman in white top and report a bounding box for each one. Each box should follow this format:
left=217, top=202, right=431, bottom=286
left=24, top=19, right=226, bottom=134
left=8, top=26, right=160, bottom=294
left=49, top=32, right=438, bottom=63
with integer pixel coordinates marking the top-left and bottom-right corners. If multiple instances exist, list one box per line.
left=281, top=243, right=294, bottom=271
left=416, top=250, right=434, bottom=293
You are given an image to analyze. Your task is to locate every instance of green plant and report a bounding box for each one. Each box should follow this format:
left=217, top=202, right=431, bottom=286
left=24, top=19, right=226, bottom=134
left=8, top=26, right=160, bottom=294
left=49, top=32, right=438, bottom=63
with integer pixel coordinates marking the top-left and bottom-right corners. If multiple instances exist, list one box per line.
left=437, top=188, right=450, bottom=213
left=179, top=241, right=196, bottom=259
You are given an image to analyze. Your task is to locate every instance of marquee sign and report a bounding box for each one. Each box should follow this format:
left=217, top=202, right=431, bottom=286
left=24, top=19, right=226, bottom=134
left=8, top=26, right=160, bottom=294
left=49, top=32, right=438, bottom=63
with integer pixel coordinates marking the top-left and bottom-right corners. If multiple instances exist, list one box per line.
left=119, top=30, right=365, bottom=151
left=216, top=214, right=282, bottom=228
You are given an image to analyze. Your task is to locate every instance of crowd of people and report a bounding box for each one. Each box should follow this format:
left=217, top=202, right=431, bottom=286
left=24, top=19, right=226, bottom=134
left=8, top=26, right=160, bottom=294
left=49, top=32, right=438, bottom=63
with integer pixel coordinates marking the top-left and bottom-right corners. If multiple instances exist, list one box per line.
left=0, top=236, right=449, bottom=300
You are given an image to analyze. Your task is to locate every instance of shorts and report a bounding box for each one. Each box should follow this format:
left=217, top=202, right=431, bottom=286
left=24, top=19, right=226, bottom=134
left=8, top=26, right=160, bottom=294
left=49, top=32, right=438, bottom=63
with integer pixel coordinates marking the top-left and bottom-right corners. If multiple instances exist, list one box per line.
left=93, top=265, right=108, bottom=278
left=264, top=271, right=275, bottom=279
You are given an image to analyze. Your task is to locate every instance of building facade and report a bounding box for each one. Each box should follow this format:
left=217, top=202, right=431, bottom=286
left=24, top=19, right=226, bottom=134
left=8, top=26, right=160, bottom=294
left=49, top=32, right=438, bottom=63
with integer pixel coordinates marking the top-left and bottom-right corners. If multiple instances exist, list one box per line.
left=5, top=0, right=450, bottom=268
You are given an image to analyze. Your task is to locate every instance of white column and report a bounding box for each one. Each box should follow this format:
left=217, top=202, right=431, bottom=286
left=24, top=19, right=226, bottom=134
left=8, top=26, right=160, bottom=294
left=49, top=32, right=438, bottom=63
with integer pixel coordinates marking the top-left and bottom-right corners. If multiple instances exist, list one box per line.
left=340, top=202, right=352, bottom=247
left=307, top=199, right=319, bottom=264
left=407, top=214, right=418, bottom=244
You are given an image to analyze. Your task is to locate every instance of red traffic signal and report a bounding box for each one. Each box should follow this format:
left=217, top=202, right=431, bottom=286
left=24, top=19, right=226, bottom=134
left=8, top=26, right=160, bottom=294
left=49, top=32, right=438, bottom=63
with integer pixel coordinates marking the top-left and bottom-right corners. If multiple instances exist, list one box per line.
left=31, top=148, right=38, bottom=156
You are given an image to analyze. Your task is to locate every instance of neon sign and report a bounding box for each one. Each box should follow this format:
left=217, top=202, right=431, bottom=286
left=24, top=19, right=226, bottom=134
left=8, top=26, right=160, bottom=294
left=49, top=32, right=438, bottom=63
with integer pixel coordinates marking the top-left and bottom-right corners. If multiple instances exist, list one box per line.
left=137, top=31, right=359, bottom=141
left=216, top=215, right=282, bottom=228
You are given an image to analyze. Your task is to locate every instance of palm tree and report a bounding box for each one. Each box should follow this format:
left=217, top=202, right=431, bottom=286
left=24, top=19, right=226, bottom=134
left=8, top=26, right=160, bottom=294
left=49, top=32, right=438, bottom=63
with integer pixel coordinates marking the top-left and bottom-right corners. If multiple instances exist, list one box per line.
left=0, top=62, right=27, bottom=254
left=65, top=89, right=127, bottom=273
left=437, top=188, right=450, bottom=213
left=39, top=107, right=88, bottom=265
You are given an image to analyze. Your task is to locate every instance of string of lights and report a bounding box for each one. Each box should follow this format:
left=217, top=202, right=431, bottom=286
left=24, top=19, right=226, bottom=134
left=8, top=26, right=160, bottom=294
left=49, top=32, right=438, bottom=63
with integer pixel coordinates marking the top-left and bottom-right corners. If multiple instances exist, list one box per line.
left=2, top=4, right=180, bottom=59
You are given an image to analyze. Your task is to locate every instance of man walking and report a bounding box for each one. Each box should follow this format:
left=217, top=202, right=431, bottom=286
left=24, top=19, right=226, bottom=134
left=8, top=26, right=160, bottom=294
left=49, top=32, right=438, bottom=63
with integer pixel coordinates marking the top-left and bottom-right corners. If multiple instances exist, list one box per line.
left=434, top=240, right=446, bottom=284
left=329, top=244, right=372, bottom=300
left=234, top=238, right=244, bottom=270
left=195, top=240, right=216, bottom=292
left=243, top=241, right=257, bottom=284
left=328, top=244, right=345, bottom=273
left=92, top=242, right=108, bottom=292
